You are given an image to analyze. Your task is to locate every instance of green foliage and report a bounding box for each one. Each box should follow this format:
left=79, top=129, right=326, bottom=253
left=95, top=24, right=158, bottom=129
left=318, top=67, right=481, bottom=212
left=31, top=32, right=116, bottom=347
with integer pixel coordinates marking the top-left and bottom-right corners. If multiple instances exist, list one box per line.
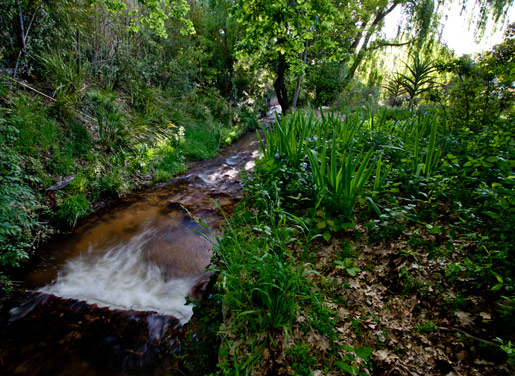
left=496, top=338, right=515, bottom=365
left=269, top=105, right=512, bottom=307
left=0, top=124, right=43, bottom=267
left=305, top=61, right=347, bottom=106
left=287, top=344, right=317, bottom=376
left=38, top=49, right=86, bottom=112
left=69, top=121, right=92, bottom=157
left=182, top=123, right=220, bottom=160
left=232, top=0, right=476, bottom=112
left=55, top=194, right=90, bottom=228
left=308, top=139, right=377, bottom=220
left=382, top=73, right=407, bottom=107
left=416, top=320, right=436, bottom=334
left=339, top=82, right=380, bottom=109
left=2, top=1, right=514, bottom=372
left=396, top=55, right=436, bottom=111
left=258, top=110, right=382, bottom=220
left=233, top=0, right=343, bottom=75
left=258, top=111, right=314, bottom=168
left=334, top=345, right=373, bottom=375
left=498, top=295, right=515, bottom=321
left=6, top=95, right=60, bottom=157
left=89, top=0, right=194, bottom=37
left=91, top=169, right=127, bottom=200
left=434, top=37, right=515, bottom=130
left=481, top=23, right=515, bottom=85
left=335, top=256, right=361, bottom=277
left=407, top=115, right=442, bottom=177
left=85, top=90, right=130, bottom=152
left=210, top=203, right=312, bottom=335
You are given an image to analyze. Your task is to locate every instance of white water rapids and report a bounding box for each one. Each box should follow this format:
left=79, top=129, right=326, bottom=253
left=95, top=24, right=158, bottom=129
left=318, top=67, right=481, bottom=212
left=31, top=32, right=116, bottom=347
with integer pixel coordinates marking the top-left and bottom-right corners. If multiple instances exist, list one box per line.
left=39, top=226, right=206, bottom=325
left=23, top=133, right=262, bottom=328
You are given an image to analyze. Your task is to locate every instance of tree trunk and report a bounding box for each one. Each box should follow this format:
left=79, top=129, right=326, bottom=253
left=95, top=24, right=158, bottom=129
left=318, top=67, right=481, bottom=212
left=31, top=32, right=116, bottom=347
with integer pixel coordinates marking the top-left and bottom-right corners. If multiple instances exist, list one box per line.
left=274, top=53, right=289, bottom=114
left=291, top=73, right=303, bottom=110
left=340, top=3, right=400, bottom=90
left=292, top=40, right=309, bottom=110
left=16, top=0, right=26, bottom=51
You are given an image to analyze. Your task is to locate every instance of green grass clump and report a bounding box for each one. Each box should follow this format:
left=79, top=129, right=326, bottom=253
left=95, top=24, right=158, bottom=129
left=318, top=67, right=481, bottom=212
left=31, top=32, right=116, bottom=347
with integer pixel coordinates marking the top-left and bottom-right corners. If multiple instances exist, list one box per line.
left=183, top=123, right=220, bottom=160
left=212, top=202, right=312, bottom=336
left=55, top=194, right=90, bottom=228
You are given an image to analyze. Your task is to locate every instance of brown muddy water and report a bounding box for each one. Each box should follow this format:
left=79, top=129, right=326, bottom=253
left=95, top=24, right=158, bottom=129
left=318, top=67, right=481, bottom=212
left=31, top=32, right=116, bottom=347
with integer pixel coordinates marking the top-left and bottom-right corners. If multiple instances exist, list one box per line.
left=0, top=130, right=262, bottom=375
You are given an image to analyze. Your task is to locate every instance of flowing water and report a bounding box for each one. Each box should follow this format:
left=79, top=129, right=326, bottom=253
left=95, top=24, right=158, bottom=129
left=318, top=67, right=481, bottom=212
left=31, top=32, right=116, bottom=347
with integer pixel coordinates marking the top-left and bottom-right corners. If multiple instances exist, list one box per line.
left=0, top=130, right=263, bottom=375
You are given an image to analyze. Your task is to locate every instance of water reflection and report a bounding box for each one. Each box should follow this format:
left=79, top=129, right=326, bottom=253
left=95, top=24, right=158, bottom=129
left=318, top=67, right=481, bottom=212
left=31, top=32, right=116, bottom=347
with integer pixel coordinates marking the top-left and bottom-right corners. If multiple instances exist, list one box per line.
left=1, top=131, right=261, bottom=375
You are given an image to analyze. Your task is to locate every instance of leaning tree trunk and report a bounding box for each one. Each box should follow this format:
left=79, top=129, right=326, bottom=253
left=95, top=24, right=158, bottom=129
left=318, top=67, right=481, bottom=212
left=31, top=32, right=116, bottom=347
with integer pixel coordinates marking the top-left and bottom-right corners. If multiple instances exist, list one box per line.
left=16, top=0, right=26, bottom=51
left=274, top=53, right=289, bottom=114
left=292, top=40, right=309, bottom=110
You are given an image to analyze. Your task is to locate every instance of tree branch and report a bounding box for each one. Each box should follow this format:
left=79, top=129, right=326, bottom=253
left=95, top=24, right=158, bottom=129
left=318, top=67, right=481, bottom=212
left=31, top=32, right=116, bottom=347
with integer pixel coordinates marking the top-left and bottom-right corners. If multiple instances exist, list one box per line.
left=1, top=74, right=96, bottom=122
left=14, top=2, right=42, bottom=78
left=370, top=39, right=415, bottom=50
left=438, top=326, right=499, bottom=347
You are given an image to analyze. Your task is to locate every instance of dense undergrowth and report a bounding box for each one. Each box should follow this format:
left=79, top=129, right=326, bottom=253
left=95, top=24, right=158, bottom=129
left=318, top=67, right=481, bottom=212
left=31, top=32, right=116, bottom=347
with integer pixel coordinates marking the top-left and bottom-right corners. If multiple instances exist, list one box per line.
left=194, top=107, right=514, bottom=375
left=2, top=1, right=515, bottom=374
left=0, top=81, right=258, bottom=282
left=1, top=0, right=266, bottom=285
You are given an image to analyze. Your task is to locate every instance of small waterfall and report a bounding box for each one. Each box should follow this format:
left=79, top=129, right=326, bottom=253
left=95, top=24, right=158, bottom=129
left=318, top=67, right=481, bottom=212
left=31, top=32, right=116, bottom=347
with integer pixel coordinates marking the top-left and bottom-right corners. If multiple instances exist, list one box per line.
left=2, top=131, right=262, bottom=375
left=39, top=225, right=206, bottom=325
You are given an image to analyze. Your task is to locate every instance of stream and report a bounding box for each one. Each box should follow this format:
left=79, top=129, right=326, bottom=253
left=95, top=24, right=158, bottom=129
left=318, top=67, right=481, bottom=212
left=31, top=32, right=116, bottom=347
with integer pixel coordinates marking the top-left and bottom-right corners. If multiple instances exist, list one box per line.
left=0, top=129, right=264, bottom=375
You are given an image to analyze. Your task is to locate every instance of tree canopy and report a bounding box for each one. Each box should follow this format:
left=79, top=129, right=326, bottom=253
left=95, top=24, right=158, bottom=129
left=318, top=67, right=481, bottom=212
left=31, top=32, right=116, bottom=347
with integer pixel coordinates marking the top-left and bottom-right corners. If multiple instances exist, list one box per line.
left=89, top=0, right=195, bottom=37
left=232, top=0, right=515, bottom=113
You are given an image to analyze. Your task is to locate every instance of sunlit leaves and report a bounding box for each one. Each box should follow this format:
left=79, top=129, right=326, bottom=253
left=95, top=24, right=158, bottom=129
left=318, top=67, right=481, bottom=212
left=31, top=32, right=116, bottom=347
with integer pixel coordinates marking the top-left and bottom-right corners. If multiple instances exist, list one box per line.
left=233, top=0, right=344, bottom=74
left=89, top=0, right=195, bottom=37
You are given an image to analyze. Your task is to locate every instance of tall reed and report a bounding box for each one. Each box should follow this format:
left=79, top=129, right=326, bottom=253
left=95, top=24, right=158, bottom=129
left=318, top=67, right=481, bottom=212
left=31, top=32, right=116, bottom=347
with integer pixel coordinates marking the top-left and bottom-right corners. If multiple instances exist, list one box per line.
left=308, top=140, right=378, bottom=219
left=260, top=109, right=385, bottom=219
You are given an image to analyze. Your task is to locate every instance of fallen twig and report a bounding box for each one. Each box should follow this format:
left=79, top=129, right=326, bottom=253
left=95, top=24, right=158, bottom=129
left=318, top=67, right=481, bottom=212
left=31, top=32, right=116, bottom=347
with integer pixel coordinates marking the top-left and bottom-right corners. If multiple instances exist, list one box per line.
left=46, top=176, right=74, bottom=192
left=438, top=326, right=499, bottom=347
left=1, top=73, right=56, bottom=102
left=0, top=73, right=96, bottom=122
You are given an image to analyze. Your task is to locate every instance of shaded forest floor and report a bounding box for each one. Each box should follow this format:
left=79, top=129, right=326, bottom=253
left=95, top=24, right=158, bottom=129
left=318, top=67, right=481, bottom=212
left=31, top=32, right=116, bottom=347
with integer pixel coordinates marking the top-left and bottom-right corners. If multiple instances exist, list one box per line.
left=302, top=227, right=513, bottom=375
left=181, top=109, right=514, bottom=375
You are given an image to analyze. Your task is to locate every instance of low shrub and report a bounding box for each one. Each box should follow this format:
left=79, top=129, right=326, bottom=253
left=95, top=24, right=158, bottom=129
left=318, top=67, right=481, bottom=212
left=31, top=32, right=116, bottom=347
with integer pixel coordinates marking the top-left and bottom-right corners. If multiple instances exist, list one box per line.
left=55, top=194, right=90, bottom=228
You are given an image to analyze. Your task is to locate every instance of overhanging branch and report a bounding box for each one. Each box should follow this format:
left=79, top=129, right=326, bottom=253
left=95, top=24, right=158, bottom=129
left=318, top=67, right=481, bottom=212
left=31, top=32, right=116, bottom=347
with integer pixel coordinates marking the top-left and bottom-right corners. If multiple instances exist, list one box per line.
left=370, top=39, right=415, bottom=50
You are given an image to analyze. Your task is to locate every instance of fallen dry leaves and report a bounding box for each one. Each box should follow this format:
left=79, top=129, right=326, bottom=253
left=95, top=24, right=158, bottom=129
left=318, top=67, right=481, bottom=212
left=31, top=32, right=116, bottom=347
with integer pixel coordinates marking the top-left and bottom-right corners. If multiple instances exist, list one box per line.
left=336, top=232, right=511, bottom=375
left=281, top=225, right=514, bottom=375
left=217, top=223, right=514, bottom=375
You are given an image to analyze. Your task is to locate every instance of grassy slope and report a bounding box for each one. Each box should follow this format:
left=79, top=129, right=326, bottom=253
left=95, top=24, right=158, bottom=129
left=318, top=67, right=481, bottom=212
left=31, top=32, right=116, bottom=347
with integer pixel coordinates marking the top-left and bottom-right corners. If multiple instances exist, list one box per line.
left=188, top=108, right=515, bottom=375
left=0, top=81, right=259, bottom=282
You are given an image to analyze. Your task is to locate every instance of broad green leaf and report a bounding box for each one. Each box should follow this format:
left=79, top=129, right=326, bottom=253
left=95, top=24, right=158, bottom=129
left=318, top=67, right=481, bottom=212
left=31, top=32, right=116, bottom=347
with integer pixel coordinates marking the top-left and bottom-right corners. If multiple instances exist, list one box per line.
left=334, top=361, right=358, bottom=375
left=317, top=221, right=327, bottom=229
left=355, top=347, right=373, bottom=359
left=429, top=225, right=442, bottom=234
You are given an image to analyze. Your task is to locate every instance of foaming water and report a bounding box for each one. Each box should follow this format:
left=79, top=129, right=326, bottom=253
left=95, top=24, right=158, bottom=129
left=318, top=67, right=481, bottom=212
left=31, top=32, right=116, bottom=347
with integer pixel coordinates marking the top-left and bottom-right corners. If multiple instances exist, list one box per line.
left=39, top=226, right=201, bottom=324
left=1, top=131, right=263, bottom=375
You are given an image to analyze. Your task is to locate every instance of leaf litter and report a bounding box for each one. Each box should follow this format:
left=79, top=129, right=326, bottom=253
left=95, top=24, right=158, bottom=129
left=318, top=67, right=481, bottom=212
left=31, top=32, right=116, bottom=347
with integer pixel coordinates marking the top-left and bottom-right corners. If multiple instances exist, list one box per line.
left=223, top=224, right=514, bottom=375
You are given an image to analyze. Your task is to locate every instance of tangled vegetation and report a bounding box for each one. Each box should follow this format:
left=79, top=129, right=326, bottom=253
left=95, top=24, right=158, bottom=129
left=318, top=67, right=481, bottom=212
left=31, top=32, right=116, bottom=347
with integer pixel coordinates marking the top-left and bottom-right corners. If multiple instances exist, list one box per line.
left=1, top=0, right=515, bottom=375
left=200, top=102, right=513, bottom=374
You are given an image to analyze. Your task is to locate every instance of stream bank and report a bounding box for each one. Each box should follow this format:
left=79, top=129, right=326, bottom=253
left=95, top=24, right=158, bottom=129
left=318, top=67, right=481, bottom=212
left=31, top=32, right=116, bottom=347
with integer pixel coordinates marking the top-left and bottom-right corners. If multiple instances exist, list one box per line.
left=0, top=128, right=263, bottom=375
